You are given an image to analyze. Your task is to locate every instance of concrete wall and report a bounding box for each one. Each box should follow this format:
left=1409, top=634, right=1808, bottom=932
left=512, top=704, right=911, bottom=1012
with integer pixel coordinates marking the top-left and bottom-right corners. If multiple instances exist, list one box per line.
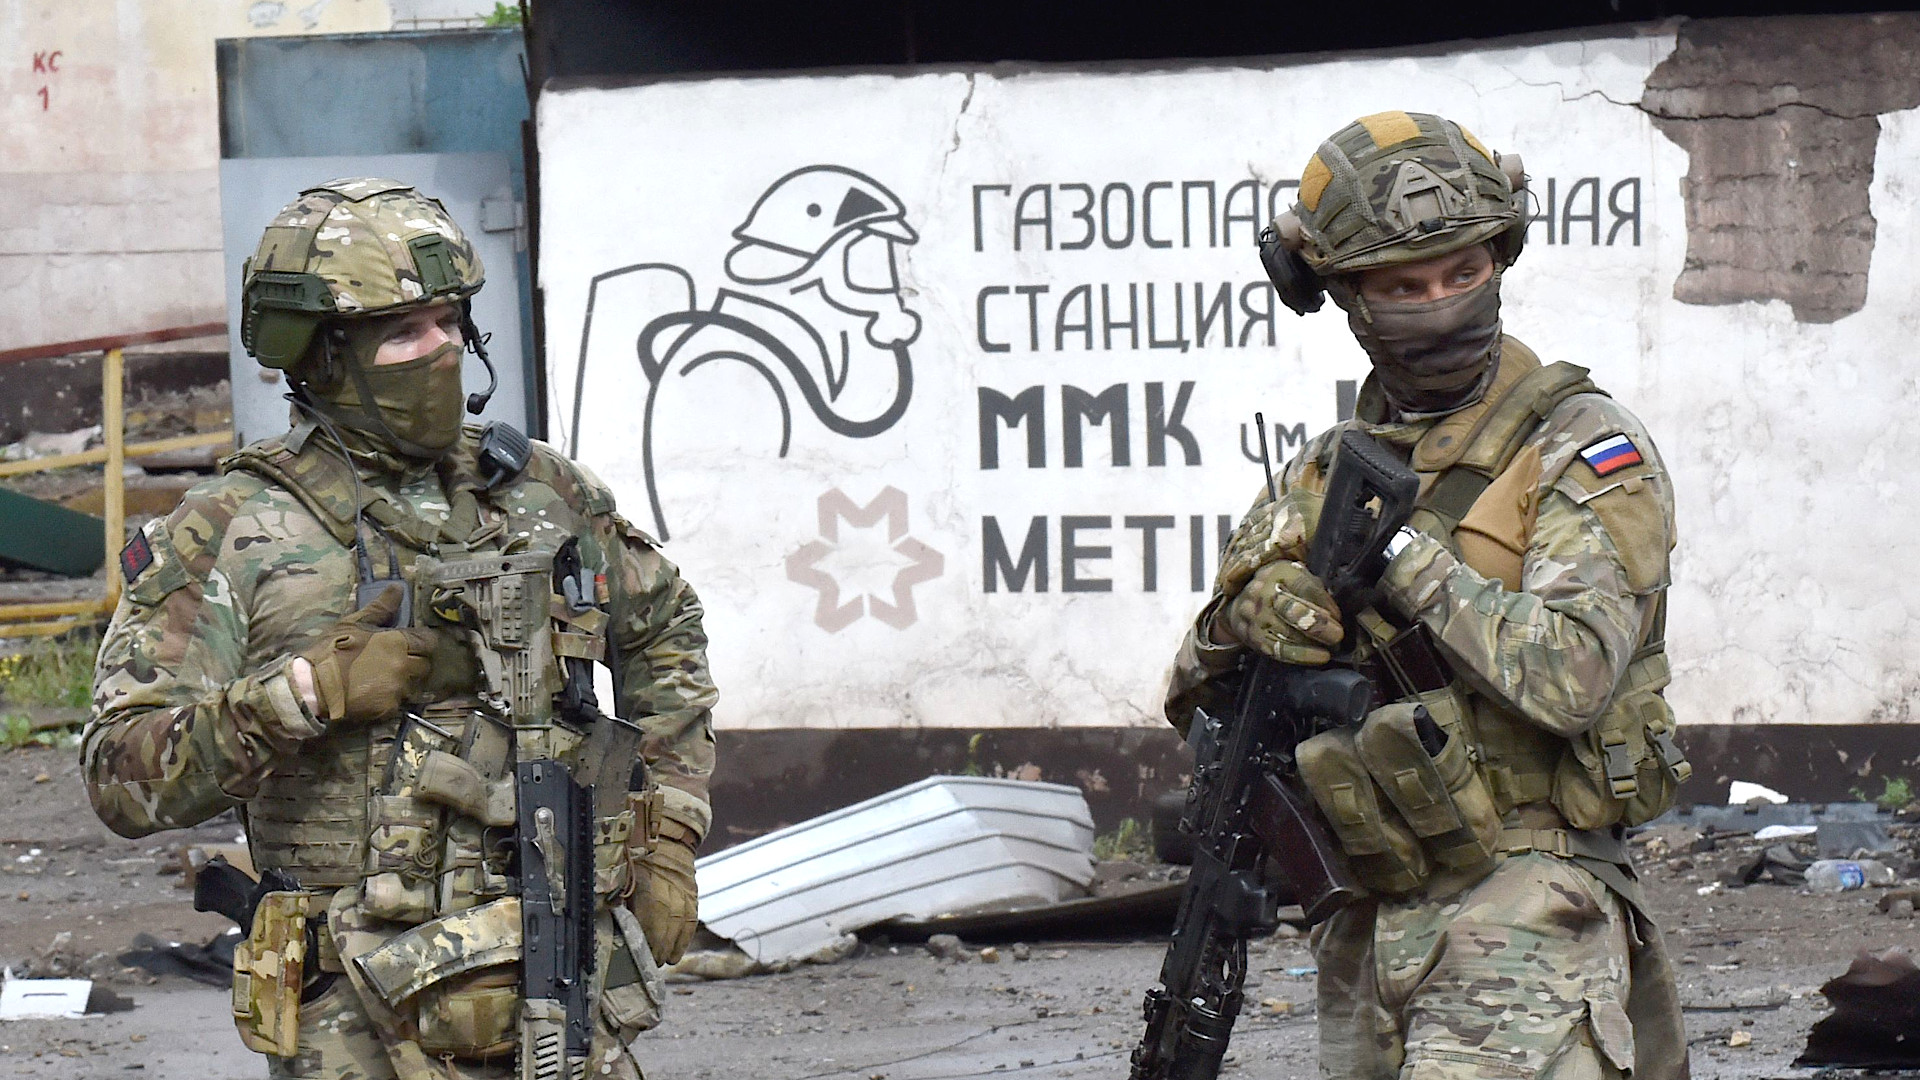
left=0, top=0, right=395, bottom=352
left=534, top=14, right=1920, bottom=838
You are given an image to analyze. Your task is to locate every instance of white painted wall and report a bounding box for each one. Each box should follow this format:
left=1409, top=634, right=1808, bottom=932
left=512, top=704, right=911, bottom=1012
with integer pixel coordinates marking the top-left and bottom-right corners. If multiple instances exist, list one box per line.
left=539, top=28, right=1919, bottom=734
left=0, top=0, right=392, bottom=351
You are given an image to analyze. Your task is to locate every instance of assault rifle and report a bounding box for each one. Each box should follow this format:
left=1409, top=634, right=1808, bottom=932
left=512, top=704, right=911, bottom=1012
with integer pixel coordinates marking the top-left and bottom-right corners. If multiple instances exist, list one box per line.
left=1131, top=427, right=1419, bottom=1080
left=517, top=758, right=596, bottom=1080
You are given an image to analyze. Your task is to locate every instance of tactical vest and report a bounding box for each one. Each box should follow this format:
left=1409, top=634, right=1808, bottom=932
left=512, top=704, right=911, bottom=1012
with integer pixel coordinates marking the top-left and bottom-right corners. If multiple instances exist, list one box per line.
left=1297, top=341, right=1690, bottom=900
left=219, top=426, right=663, bottom=1065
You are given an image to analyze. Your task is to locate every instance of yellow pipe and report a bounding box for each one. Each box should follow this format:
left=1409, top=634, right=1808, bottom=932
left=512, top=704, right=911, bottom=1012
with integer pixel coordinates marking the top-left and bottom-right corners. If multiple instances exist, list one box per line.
left=103, top=348, right=125, bottom=610
left=0, top=429, right=234, bottom=479
left=0, top=618, right=86, bottom=639
left=0, top=599, right=110, bottom=619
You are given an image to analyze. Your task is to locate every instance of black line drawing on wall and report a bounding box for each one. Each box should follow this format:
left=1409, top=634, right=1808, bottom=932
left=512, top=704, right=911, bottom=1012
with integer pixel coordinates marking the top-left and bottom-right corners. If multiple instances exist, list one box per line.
left=570, top=166, right=922, bottom=540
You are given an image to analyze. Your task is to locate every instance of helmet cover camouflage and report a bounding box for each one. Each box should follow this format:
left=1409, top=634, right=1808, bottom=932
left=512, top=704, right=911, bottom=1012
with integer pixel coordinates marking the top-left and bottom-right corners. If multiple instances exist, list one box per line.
left=1290, top=112, right=1525, bottom=275
left=240, top=178, right=485, bottom=370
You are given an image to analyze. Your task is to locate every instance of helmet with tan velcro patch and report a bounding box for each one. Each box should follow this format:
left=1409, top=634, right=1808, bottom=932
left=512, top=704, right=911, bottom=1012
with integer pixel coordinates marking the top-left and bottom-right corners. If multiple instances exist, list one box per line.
left=1260, top=111, right=1526, bottom=315
left=239, top=177, right=485, bottom=370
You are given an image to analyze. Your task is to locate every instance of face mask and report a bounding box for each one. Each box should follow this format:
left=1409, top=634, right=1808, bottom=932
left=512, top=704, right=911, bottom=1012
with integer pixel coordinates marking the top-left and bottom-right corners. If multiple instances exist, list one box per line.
left=319, top=339, right=467, bottom=458
left=1348, top=274, right=1503, bottom=413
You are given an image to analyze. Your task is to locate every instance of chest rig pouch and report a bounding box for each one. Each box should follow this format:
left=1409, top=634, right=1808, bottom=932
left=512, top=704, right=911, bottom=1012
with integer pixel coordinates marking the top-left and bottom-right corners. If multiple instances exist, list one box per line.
left=1300, top=344, right=1690, bottom=895
left=341, top=540, right=664, bottom=1062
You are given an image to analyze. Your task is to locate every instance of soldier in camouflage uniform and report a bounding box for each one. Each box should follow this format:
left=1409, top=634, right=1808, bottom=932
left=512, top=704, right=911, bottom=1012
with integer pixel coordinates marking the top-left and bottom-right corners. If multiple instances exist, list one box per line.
left=83, top=178, right=716, bottom=1079
left=1166, top=114, right=1690, bottom=1080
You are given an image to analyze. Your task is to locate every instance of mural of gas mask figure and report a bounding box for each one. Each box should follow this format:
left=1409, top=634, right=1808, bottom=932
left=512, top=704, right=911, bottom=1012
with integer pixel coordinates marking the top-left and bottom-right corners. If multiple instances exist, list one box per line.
left=568, top=165, right=922, bottom=540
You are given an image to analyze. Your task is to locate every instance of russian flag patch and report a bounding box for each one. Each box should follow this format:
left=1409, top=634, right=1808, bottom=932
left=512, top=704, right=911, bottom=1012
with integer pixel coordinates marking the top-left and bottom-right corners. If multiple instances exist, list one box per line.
left=1580, top=434, right=1643, bottom=476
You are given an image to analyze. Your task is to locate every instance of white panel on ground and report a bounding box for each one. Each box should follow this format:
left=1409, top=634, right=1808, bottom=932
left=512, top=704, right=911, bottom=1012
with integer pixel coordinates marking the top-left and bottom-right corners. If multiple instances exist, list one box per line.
left=696, top=776, right=1095, bottom=964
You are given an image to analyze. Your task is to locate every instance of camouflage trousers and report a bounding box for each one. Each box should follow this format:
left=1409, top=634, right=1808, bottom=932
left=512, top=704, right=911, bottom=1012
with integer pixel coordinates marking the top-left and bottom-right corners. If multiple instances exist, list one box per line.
left=264, top=977, right=645, bottom=1080
left=1309, top=852, right=1688, bottom=1080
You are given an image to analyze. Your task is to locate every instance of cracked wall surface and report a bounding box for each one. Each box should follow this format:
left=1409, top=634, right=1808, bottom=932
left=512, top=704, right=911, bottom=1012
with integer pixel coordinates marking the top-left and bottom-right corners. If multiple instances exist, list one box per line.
left=1643, top=14, right=1920, bottom=323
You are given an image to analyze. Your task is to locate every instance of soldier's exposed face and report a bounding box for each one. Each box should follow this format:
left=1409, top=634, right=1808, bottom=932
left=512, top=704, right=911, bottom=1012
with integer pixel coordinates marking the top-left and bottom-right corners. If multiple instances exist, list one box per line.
left=1354, top=244, right=1494, bottom=306
left=371, top=301, right=465, bottom=368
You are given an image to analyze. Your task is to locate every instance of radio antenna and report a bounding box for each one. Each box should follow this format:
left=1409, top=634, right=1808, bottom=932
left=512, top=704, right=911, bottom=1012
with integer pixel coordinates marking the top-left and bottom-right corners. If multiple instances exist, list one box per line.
left=1253, top=412, right=1279, bottom=503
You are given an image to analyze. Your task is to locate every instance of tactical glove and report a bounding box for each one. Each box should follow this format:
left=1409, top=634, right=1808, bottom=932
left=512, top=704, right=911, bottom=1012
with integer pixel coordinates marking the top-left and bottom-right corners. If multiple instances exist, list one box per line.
left=296, top=586, right=436, bottom=726
left=633, top=820, right=700, bottom=965
left=1216, top=487, right=1323, bottom=602
left=1217, top=559, right=1344, bottom=666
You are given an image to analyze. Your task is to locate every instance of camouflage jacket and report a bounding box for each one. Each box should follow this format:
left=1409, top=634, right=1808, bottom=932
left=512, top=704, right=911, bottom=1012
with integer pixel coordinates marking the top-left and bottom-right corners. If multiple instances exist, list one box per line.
left=82, top=424, right=716, bottom=843
left=1167, top=338, right=1675, bottom=742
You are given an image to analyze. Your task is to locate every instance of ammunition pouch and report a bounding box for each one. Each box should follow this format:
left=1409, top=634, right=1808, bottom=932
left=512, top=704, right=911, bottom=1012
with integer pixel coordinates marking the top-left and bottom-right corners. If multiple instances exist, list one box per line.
left=596, top=805, right=638, bottom=900
left=354, top=896, right=524, bottom=1060
left=361, top=717, right=458, bottom=923
left=231, top=889, right=319, bottom=1057
left=350, top=895, right=666, bottom=1060
left=1297, top=727, right=1430, bottom=896
left=1355, top=695, right=1501, bottom=874
left=1551, top=651, right=1691, bottom=830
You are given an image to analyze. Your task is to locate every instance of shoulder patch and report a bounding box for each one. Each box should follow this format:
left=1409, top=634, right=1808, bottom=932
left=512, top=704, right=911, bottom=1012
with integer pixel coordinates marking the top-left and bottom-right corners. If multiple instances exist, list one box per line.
left=119, top=531, right=154, bottom=583
left=121, top=522, right=194, bottom=605
left=1579, top=434, right=1643, bottom=477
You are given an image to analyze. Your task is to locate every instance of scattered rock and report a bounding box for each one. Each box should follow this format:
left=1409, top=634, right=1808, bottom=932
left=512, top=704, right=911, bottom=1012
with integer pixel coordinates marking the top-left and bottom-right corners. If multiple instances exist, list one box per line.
left=1011, top=943, right=1031, bottom=962
left=800, top=933, right=859, bottom=966
left=925, top=934, right=971, bottom=962
left=667, top=946, right=766, bottom=981
left=1727, top=1030, right=1752, bottom=1048
left=1887, top=898, right=1915, bottom=919
left=977, top=946, right=1000, bottom=963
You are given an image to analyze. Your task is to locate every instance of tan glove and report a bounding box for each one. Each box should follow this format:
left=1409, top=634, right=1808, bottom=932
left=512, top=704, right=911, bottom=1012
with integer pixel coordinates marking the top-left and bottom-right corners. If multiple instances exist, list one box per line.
left=296, top=586, right=436, bottom=726
left=1216, top=559, right=1344, bottom=666
left=632, top=819, right=700, bottom=965
left=1216, top=487, right=1323, bottom=601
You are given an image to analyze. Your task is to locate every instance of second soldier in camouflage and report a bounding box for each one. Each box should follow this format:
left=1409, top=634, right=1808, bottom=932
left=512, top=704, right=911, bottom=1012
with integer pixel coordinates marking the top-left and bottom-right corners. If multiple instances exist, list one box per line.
left=1167, top=113, right=1690, bottom=1080
left=83, top=179, right=716, bottom=1079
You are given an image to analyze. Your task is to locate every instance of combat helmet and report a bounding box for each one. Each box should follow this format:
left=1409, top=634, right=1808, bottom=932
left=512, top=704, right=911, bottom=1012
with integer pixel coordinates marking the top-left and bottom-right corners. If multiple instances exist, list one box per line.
left=1260, top=111, right=1526, bottom=315
left=239, top=177, right=485, bottom=371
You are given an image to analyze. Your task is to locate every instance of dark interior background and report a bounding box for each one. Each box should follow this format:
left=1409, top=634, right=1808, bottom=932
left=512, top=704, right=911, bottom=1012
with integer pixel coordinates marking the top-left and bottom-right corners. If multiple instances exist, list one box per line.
left=525, top=0, right=1900, bottom=80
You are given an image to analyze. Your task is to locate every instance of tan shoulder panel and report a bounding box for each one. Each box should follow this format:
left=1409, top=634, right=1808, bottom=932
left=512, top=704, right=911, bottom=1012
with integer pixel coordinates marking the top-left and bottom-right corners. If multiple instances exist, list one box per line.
left=1455, top=443, right=1542, bottom=589
left=1538, top=393, right=1674, bottom=593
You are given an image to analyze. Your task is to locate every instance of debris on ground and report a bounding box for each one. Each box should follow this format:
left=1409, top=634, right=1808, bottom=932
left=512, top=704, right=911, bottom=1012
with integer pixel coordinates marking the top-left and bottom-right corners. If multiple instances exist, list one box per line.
left=114, top=931, right=236, bottom=987
left=668, top=932, right=860, bottom=981
left=695, top=776, right=1095, bottom=965
left=7, top=931, right=133, bottom=984
left=1737, top=844, right=1809, bottom=887
left=1797, top=947, right=1920, bottom=1067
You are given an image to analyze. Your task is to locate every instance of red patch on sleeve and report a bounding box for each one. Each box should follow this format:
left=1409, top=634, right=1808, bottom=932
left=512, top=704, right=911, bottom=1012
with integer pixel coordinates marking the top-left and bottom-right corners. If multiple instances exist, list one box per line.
left=119, top=531, right=154, bottom=583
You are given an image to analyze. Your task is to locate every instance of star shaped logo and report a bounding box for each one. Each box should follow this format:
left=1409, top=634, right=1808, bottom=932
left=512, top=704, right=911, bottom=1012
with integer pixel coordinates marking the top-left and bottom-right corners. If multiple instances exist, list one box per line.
left=785, top=487, right=944, bottom=631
